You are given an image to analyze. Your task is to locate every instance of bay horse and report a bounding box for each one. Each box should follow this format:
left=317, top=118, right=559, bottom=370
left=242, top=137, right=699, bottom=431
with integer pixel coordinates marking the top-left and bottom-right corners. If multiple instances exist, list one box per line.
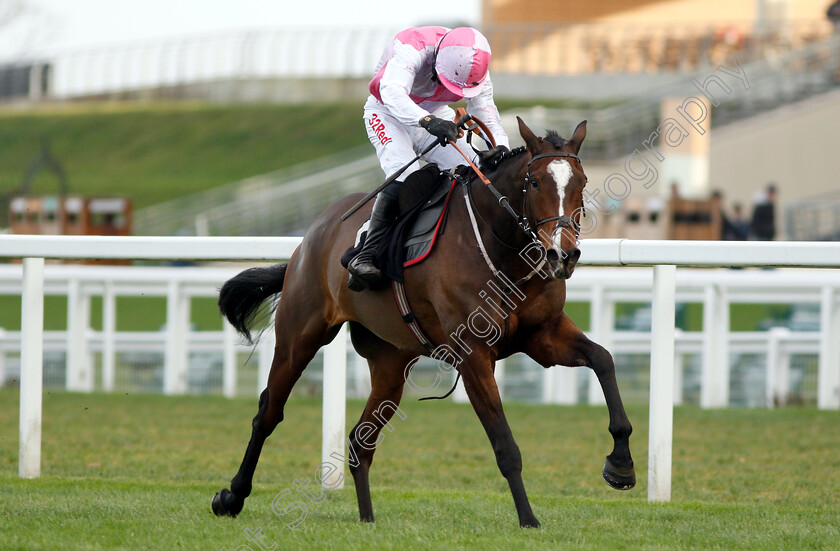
left=211, top=117, right=635, bottom=528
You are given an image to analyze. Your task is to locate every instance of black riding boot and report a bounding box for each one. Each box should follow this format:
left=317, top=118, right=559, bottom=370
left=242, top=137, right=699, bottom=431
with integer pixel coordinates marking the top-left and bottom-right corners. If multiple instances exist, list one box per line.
left=347, top=182, right=401, bottom=291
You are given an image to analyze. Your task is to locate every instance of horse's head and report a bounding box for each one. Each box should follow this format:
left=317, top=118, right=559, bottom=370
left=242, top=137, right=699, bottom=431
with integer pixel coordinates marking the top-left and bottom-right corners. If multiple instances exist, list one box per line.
left=517, top=116, right=587, bottom=280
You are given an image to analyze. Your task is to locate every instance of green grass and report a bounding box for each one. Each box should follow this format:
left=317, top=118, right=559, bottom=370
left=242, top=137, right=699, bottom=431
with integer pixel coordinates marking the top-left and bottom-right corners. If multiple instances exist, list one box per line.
left=1, top=389, right=838, bottom=550
left=0, top=101, right=369, bottom=215
left=0, top=294, right=223, bottom=332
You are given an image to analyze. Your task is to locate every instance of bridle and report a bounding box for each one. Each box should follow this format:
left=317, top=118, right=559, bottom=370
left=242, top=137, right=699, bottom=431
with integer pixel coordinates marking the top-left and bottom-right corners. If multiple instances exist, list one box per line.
left=467, top=149, right=584, bottom=251
left=461, top=147, right=585, bottom=288
left=523, top=152, right=584, bottom=239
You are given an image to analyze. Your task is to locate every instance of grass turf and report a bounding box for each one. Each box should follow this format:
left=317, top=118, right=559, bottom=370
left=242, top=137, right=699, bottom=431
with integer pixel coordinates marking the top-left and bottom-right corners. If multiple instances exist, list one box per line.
left=0, top=389, right=838, bottom=550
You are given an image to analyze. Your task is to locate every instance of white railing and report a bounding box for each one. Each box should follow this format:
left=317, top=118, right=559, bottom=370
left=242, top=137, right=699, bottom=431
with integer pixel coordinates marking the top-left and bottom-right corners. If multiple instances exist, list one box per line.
left=0, top=264, right=829, bottom=406
left=2, top=235, right=839, bottom=503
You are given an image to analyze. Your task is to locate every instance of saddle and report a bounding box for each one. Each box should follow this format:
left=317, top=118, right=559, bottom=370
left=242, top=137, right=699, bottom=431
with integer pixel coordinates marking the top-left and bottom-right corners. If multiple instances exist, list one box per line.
left=340, top=164, right=461, bottom=285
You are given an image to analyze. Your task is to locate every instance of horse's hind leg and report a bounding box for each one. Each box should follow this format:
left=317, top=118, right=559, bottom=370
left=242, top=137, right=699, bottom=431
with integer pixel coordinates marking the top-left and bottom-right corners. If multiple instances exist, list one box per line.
left=345, top=323, right=414, bottom=523
left=212, top=313, right=339, bottom=517
left=459, top=354, right=541, bottom=528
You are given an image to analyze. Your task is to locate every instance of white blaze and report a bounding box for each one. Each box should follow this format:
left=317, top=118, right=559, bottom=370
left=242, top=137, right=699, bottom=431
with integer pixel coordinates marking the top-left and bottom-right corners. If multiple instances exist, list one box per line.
left=546, top=160, right=573, bottom=248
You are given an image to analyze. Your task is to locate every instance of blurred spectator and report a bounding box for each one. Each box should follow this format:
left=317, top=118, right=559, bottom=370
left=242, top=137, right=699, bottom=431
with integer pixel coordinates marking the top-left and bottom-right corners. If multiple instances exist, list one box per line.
left=712, top=189, right=728, bottom=239
left=828, top=1, right=840, bottom=32
left=713, top=190, right=747, bottom=241
left=750, top=184, right=777, bottom=241
left=723, top=202, right=749, bottom=241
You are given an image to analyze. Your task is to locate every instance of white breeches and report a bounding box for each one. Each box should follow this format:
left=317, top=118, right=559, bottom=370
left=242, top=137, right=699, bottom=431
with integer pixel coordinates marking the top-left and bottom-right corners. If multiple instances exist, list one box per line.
left=363, top=98, right=479, bottom=179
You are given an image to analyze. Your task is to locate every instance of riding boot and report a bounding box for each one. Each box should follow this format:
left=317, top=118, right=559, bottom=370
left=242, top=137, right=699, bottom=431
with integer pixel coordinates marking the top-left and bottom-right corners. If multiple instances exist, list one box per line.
left=347, top=182, right=401, bottom=291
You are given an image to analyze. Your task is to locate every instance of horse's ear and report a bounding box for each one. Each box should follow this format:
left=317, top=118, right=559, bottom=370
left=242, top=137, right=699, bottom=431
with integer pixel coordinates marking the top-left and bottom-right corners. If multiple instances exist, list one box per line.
left=568, top=120, right=587, bottom=154
left=517, top=116, right=541, bottom=154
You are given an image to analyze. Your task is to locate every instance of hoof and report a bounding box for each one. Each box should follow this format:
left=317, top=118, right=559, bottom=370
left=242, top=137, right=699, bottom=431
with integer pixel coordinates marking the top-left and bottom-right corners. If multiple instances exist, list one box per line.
left=212, top=488, right=244, bottom=517
left=520, top=518, right=541, bottom=529
left=602, top=457, right=636, bottom=490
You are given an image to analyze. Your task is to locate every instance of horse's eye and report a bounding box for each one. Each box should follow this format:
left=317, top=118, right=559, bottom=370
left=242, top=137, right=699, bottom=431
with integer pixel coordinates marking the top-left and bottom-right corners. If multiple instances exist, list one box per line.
left=529, top=176, right=539, bottom=189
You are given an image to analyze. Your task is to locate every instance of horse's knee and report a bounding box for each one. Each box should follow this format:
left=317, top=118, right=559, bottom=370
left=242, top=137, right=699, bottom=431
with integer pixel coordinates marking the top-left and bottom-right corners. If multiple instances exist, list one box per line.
left=586, top=343, right=615, bottom=378
left=494, top=442, right=523, bottom=479
left=348, top=447, right=373, bottom=479
left=346, top=431, right=375, bottom=478
left=348, top=455, right=368, bottom=477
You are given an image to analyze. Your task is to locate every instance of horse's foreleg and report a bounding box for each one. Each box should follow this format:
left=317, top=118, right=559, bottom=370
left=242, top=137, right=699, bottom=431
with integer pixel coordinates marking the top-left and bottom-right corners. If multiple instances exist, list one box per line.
left=585, top=340, right=635, bottom=490
left=346, top=350, right=413, bottom=523
left=523, top=313, right=635, bottom=490
left=461, top=357, right=540, bottom=528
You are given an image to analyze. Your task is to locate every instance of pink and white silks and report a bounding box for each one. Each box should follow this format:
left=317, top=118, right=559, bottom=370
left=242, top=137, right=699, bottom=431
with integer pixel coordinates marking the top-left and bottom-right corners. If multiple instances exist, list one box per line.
left=364, top=26, right=509, bottom=178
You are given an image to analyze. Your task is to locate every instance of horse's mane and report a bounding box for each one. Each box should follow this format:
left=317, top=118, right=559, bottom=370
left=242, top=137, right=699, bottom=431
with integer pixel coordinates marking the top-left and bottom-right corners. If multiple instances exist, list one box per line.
left=489, top=129, right=566, bottom=170
left=496, top=145, right=527, bottom=165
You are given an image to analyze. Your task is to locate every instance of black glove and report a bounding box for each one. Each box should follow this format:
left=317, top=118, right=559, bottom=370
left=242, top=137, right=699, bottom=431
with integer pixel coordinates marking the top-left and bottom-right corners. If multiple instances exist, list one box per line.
left=419, top=115, right=459, bottom=145
left=478, top=145, right=510, bottom=171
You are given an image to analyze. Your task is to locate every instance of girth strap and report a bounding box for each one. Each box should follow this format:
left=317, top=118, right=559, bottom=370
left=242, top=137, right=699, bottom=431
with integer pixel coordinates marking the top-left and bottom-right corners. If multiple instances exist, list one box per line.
left=392, top=281, right=435, bottom=353
left=392, top=280, right=463, bottom=402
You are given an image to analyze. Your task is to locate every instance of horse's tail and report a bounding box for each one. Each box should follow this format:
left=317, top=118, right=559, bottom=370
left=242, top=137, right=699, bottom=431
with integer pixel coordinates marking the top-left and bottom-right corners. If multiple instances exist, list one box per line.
left=218, top=263, right=288, bottom=343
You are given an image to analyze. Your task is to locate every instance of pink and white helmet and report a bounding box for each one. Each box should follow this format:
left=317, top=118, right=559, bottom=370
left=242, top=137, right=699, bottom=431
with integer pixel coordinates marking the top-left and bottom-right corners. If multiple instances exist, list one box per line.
left=434, top=27, right=491, bottom=99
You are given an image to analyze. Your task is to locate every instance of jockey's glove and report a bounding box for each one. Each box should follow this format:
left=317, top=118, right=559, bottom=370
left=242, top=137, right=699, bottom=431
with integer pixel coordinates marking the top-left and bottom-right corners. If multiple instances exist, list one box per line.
left=477, top=145, right=510, bottom=171
left=419, top=115, right=459, bottom=145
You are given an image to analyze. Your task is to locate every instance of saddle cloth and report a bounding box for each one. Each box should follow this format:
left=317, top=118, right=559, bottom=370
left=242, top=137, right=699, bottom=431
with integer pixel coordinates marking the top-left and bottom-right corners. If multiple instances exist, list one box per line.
left=340, top=165, right=459, bottom=284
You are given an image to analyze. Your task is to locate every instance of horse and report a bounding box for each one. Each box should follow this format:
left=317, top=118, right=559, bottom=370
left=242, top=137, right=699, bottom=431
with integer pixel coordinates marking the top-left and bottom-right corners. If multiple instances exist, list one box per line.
left=210, top=117, right=635, bottom=528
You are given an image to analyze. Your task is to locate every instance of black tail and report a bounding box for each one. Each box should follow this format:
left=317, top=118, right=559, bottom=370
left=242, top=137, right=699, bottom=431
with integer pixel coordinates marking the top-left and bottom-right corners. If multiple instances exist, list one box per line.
left=218, top=263, right=288, bottom=343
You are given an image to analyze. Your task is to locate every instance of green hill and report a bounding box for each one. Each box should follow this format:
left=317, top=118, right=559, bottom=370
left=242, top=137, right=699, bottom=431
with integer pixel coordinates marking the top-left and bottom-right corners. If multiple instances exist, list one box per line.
left=0, top=101, right=369, bottom=225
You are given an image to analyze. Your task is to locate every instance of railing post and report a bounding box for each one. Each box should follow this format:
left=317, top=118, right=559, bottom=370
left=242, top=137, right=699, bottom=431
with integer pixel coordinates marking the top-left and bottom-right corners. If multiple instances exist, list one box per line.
left=222, top=321, right=237, bottom=398
left=543, top=365, right=578, bottom=405
left=453, top=376, right=469, bottom=403
left=588, top=284, right=612, bottom=405
left=66, top=278, right=93, bottom=392
left=766, top=327, right=790, bottom=408
left=321, top=323, right=347, bottom=489
left=352, top=349, right=371, bottom=399
left=818, top=286, right=840, bottom=410
left=673, top=330, right=684, bottom=406
left=495, top=357, right=506, bottom=400
left=20, top=257, right=45, bottom=478
left=0, top=329, right=5, bottom=387
left=102, top=281, right=116, bottom=392
left=257, top=330, right=274, bottom=397
left=164, top=280, right=189, bottom=394
left=542, top=368, right=555, bottom=404
left=648, top=264, right=676, bottom=503
left=28, top=63, right=44, bottom=101
left=701, top=284, right=730, bottom=408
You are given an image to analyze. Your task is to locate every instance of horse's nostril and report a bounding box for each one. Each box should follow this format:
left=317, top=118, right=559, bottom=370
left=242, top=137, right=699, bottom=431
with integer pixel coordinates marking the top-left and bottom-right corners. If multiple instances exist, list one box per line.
left=564, top=248, right=581, bottom=263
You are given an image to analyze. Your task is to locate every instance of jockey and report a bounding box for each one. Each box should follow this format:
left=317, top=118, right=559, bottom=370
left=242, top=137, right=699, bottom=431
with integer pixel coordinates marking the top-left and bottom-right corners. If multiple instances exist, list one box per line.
left=348, top=25, right=510, bottom=291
